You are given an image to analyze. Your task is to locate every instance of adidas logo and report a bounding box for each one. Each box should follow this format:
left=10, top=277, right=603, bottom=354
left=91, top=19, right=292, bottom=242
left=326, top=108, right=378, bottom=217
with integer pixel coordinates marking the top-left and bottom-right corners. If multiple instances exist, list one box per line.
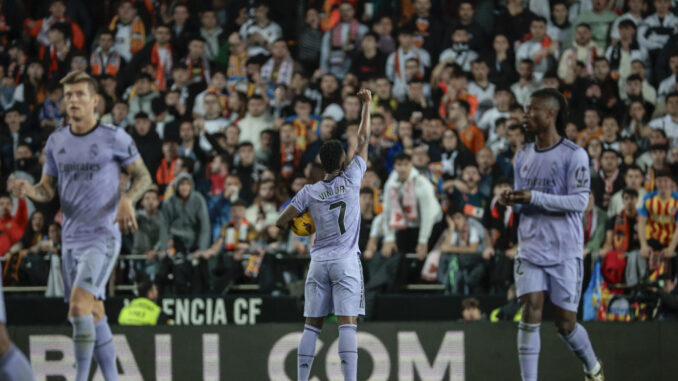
left=342, top=360, right=347, bottom=365
left=58, top=148, right=66, bottom=154
left=83, top=277, right=93, bottom=285
left=300, top=364, right=309, bottom=368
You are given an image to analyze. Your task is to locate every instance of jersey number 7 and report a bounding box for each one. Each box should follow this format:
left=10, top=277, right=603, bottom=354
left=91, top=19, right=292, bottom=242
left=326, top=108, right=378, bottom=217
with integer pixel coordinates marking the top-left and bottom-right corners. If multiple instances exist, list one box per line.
left=329, top=201, right=347, bottom=234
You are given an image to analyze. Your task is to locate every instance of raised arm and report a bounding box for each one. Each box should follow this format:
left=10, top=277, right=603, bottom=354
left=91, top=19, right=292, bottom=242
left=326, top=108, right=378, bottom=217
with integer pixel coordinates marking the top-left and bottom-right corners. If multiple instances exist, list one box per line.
left=355, top=88, right=372, bottom=160
left=16, top=175, right=57, bottom=203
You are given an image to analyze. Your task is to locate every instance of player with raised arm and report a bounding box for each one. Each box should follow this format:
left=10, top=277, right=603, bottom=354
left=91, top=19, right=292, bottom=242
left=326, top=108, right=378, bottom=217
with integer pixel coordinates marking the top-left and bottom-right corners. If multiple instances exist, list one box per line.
left=16, top=71, right=152, bottom=381
left=501, top=88, right=604, bottom=381
left=277, top=89, right=372, bottom=381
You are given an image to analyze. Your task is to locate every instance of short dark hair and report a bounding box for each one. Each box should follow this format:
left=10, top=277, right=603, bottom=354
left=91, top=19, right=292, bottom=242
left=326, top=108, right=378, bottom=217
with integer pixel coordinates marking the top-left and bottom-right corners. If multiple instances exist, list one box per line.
left=461, top=297, right=480, bottom=310
left=231, top=200, right=247, bottom=208
left=622, top=188, right=639, bottom=198
left=393, top=152, right=412, bottom=164
left=626, top=74, right=643, bottom=83
left=454, top=99, right=471, bottom=114
left=650, top=143, right=669, bottom=152
left=600, top=148, right=620, bottom=159
left=319, top=139, right=345, bottom=173
left=666, top=92, right=678, bottom=102
left=576, top=23, right=591, bottom=30
left=625, top=164, right=643, bottom=175
left=654, top=169, right=673, bottom=179
left=532, top=16, right=547, bottom=25
left=137, top=278, right=155, bottom=298
left=447, top=202, right=464, bottom=217
left=618, top=19, right=637, bottom=30
left=238, top=141, right=254, bottom=150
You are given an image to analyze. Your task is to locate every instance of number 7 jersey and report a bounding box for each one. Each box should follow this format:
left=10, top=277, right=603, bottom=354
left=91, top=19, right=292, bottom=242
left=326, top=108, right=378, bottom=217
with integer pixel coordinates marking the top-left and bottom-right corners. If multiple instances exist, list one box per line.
left=291, top=155, right=366, bottom=261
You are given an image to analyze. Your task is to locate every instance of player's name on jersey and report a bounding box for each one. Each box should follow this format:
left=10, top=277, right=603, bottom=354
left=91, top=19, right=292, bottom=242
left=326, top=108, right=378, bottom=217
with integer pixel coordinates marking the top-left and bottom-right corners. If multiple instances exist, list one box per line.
left=319, top=185, right=346, bottom=200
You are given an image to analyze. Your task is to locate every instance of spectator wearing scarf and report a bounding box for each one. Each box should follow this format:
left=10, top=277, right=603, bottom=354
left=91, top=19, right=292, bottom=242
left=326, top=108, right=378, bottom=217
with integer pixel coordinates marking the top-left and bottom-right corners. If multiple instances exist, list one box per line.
left=605, top=20, right=647, bottom=82
left=319, top=2, right=368, bottom=78
left=261, top=39, right=296, bottom=87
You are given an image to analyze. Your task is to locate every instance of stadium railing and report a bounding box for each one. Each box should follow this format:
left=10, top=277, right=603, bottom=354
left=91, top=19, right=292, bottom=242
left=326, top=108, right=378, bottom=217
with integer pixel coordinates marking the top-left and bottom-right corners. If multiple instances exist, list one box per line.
left=0, top=253, right=444, bottom=293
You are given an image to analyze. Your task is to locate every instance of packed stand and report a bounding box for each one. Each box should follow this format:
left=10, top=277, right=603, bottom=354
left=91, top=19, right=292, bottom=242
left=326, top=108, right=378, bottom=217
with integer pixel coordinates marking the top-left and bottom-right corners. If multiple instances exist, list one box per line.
left=0, top=0, right=677, bottom=316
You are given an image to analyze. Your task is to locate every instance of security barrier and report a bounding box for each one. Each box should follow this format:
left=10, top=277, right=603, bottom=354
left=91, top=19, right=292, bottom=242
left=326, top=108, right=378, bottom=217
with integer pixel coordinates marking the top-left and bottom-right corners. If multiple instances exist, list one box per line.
left=8, top=322, right=677, bottom=380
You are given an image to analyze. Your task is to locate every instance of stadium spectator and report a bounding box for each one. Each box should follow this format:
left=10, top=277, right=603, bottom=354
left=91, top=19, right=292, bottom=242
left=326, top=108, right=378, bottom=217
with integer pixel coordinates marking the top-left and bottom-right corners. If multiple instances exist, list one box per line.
left=245, top=179, right=279, bottom=233
left=382, top=153, right=442, bottom=265
left=609, top=0, right=644, bottom=43
left=118, top=278, right=166, bottom=325
left=440, top=204, right=486, bottom=295
left=203, top=200, right=257, bottom=293
left=0, top=193, right=27, bottom=256
left=386, top=26, right=430, bottom=93
left=515, top=17, right=558, bottom=81
left=239, top=1, right=282, bottom=58
left=446, top=163, right=489, bottom=221
left=200, top=9, right=229, bottom=64
left=591, top=149, right=625, bottom=210
left=158, top=173, right=210, bottom=257
left=601, top=188, right=643, bottom=285
left=448, top=99, right=484, bottom=154
left=320, top=2, right=367, bottom=79
left=483, top=180, right=518, bottom=294
left=638, top=169, right=678, bottom=278
left=131, top=112, right=163, bottom=177
left=108, top=0, right=145, bottom=64
left=573, top=0, right=617, bottom=51
left=439, top=27, right=478, bottom=73
left=582, top=193, right=608, bottom=284
left=25, top=0, right=85, bottom=52
left=511, top=59, right=540, bottom=107
left=608, top=165, right=646, bottom=217
left=237, top=95, right=274, bottom=151
left=298, top=8, right=322, bottom=73
left=557, top=23, right=598, bottom=84
left=649, top=92, right=678, bottom=148
left=460, top=297, right=485, bottom=321
left=133, top=189, right=163, bottom=277
left=638, top=0, right=678, bottom=81
left=494, top=0, right=537, bottom=44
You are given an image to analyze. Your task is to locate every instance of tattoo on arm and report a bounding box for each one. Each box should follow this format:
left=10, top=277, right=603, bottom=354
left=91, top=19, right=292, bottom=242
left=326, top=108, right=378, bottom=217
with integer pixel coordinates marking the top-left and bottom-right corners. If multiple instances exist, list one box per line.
left=29, top=176, right=56, bottom=203
left=124, top=159, right=152, bottom=203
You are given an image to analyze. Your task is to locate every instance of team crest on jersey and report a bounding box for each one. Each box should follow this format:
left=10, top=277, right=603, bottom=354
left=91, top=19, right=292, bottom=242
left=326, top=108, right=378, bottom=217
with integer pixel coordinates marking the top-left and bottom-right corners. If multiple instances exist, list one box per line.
left=574, top=166, right=589, bottom=188
left=550, top=161, right=558, bottom=176
left=89, top=144, right=99, bottom=158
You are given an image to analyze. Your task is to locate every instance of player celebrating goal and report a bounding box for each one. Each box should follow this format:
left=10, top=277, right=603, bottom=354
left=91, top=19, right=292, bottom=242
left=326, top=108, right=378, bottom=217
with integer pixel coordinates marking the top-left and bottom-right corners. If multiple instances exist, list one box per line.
left=277, top=89, right=372, bottom=381
left=16, top=71, right=152, bottom=381
left=501, top=88, right=604, bottom=381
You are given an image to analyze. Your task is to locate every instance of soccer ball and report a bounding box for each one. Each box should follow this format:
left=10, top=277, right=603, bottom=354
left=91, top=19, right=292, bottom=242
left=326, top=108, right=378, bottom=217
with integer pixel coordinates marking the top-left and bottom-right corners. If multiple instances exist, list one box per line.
left=290, top=211, right=315, bottom=236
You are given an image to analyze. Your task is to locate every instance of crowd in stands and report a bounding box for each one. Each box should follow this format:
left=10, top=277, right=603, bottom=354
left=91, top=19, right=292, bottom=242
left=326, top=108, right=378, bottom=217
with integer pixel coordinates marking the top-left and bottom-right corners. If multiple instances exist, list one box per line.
left=1, top=0, right=677, bottom=306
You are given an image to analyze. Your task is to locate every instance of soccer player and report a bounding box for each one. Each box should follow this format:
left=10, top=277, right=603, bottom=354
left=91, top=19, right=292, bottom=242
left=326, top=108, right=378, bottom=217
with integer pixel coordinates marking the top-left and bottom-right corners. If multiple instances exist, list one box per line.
left=501, top=88, right=604, bottom=381
left=276, top=89, right=372, bottom=381
left=16, top=71, right=152, bottom=381
left=0, top=271, right=35, bottom=380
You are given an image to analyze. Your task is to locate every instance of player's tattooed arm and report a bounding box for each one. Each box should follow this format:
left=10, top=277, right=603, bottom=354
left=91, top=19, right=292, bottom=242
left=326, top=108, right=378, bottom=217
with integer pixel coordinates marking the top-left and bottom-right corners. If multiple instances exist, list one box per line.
left=17, top=175, right=56, bottom=203
left=123, top=158, right=153, bottom=203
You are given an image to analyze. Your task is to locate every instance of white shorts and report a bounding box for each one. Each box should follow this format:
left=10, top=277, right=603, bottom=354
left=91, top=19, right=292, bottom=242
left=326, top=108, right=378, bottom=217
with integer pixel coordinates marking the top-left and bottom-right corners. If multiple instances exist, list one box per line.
left=304, top=254, right=365, bottom=317
left=62, top=237, right=120, bottom=302
left=514, top=257, right=583, bottom=312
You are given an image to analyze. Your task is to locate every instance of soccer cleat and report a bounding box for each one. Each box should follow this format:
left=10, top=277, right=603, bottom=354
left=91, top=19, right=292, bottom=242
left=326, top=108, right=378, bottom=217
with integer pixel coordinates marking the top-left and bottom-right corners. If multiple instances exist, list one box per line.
left=584, top=360, right=604, bottom=381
